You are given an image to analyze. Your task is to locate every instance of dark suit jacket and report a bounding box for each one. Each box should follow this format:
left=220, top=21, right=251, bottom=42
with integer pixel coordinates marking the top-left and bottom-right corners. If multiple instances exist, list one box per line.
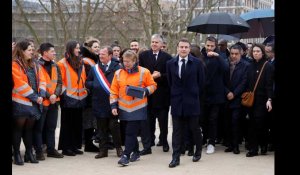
left=166, top=54, right=205, bottom=117
left=225, top=60, right=249, bottom=108
left=139, top=49, right=172, bottom=109
left=85, top=60, right=121, bottom=118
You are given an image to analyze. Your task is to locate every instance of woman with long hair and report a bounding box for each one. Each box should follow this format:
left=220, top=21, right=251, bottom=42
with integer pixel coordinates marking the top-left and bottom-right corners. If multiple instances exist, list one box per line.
left=57, top=40, right=88, bottom=156
left=12, top=39, right=46, bottom=165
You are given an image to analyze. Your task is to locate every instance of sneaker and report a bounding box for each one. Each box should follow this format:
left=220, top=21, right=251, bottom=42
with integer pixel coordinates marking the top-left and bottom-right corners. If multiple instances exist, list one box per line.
left=130, top=152, right=140, bottom=162
left=118, top=155, right=129, bottom=166
left=206, top=144, right=215, bottom=154
left=47, top=150, right=64, bottom=158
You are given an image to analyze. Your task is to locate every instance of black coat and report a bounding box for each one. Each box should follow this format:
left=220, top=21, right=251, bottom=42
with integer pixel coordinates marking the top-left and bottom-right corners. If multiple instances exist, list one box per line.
left=245, top=58, right=274, bottom=101
left=139, top=49, right=172, bottom=109
left=85, top=60, right=121, bottom=118
left=166, top=55, right=205, bottom=117
left=225, top=60, right=249, bottom=108
left=201, top=48, right=229, bottom=105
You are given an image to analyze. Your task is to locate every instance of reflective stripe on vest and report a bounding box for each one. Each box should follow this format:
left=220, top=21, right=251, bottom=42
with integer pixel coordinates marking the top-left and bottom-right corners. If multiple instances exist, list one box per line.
left=61, top=59, right=87, bottom=100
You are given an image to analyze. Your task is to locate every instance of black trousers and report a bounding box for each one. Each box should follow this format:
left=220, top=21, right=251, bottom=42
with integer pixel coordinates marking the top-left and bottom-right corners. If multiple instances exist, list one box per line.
left=224, top=107, right=242, bottom=148
left=123, top=121, right=142, bottom=157
left=203, top=104, right=222, bottom=146
left=149, top=108, right=169, bottom=145
left=33, top=104, right=59, bottom=153
left=172, top=116, right=202, bottom=159
left=248, top=100, right=269, bottom=152
left=140, top=119, right=152, bottom=149
left=97, top=116, right=122, bottom=150
left=58, top=108, right=83, bottom=151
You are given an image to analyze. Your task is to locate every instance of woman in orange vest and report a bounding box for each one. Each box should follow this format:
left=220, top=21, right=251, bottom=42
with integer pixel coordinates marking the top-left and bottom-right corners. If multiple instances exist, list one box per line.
left=110, top=50, right=157, bottom=166
left=80, top=37, right=100, bottom=152
left=57, top=40, right=88, bottom=156
left=12, top=39, right=46, bottom=165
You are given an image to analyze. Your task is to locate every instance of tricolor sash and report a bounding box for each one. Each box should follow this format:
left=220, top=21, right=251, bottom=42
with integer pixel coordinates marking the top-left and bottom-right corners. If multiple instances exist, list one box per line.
left=93, top=64, right=111, bottom=95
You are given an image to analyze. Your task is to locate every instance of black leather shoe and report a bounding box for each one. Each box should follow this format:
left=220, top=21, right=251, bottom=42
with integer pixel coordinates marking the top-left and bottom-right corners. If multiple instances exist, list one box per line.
left=169, top=158, right=180, bottom=168
left=163, top=144, right=169, bottom=152
left=246, top=151, right=258, bottom=157
left=24, top=151, right=39, bottom=163
left=36, top=152, right=45, bottom=160
left=156, top=141, right=163, bottom=146
left=140, top=149, right=152, bottom=156
left=13, top=151, right=24, bottom=165
left=233, top=148, right=240, bottom=154
left=261, top=146, right=267, bottom=155
left=47, top=150, right=64, bottom=158
left=224, top=147, right=233, bottom=152
left=62, top=149, right=76, bottom=156
left=192, top=154, right=201, bottom=162
left=72, top=149, right=84, bottom=155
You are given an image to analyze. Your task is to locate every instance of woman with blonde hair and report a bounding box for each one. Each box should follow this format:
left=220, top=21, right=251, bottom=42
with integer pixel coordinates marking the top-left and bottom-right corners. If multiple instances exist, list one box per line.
left=110, top=50, right=157, bottom=166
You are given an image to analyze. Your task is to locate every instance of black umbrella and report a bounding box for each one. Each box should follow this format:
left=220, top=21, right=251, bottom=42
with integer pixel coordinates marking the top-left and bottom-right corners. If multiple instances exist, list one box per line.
left=187, top=12, right=250, bottom=35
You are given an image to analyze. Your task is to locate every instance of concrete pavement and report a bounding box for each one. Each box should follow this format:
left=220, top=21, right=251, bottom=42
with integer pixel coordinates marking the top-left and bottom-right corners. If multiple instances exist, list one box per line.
left=12, top=128, right=274, bottom=175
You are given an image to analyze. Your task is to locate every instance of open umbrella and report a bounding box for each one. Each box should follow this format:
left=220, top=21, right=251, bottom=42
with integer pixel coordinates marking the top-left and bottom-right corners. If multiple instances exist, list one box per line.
left=234, top=9, right=274, bottom=38
left=187, top=12, right=250, bottom=35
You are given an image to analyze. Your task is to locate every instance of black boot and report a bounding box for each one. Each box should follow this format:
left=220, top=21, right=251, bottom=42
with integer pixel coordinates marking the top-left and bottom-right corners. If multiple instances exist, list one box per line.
left=13, top=151, right=24, bottom=165
left=24, top=150, right=39, bottom=163
left=84, top=129, right=99, bottom=152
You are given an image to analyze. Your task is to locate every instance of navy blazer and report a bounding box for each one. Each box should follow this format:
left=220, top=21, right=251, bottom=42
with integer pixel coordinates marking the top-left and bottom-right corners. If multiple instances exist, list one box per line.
left=166, top=54, right=205, bottom=117
left=225, top=60, right=249, bottom=108
left=139, top=49, right=172, bottom=108
left=85, top=60, right=121, bottom=118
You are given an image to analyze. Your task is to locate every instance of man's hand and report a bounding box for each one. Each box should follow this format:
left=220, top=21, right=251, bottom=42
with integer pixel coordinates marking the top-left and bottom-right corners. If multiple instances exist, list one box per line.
left=49, top=94, right=57, bottom=104
left=112, top=109, right=118, bottom=116
left=227, top=92, right=234, bottom=100
left=152, top=71, right=161, bottom=79
left=207, top=51, right=219, bottom=57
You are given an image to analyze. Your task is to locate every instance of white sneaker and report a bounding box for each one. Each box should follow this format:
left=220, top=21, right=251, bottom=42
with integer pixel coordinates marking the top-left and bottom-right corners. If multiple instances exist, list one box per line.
left=206, top=144, right=215, bottom=154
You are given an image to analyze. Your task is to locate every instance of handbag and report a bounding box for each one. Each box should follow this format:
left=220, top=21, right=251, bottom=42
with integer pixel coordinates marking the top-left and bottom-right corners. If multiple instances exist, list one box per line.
left=241, top=61, right=267, bottom=107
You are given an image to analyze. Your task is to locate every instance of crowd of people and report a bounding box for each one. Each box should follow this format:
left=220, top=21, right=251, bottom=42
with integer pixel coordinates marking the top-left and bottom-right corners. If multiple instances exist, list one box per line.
left=11, top=34, right=275, bottom=168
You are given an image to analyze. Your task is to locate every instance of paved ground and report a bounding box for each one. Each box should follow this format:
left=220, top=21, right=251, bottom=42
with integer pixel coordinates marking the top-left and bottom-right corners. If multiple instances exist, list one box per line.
left=12, top=110, right=274, bottom=175
left=12, top=130, right=274, bottom=175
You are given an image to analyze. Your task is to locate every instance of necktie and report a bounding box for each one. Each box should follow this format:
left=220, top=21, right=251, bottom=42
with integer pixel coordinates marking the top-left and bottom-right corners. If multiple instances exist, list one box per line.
left=153, top=53, right=157, bottom=61
left=181, top=59, right=185, bottom=79
left=103, top=64, right=108, bottom=72
left=229, top=62, right=235, bottom=80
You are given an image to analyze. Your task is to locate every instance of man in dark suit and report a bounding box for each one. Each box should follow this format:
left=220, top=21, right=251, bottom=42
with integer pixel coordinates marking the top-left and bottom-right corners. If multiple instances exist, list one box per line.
left=166, top=38, right=205, bottom=168
left=139, top=34, right=173, bottom=154
left=224, top=44, right=249, bottom=154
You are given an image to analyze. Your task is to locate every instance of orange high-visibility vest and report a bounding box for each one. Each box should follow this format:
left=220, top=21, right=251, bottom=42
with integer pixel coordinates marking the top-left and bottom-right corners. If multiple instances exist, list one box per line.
left=110, top=66, right=156, bottom=118
left=12, top=60, right=46, bottom=106
left=57, top=58, right=87, bottom=102
left=39, top=61, right=61, bottom=106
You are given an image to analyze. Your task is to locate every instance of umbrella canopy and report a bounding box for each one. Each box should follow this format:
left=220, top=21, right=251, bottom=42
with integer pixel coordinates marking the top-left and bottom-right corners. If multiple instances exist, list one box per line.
left=187, top=12, right=250, bottom=35
left=235, top=9, right=274, bottom=38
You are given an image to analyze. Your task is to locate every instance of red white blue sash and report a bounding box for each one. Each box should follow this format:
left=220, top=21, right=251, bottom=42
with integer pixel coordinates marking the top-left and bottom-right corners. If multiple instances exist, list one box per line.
left=93, top=64, right=111, bottom=95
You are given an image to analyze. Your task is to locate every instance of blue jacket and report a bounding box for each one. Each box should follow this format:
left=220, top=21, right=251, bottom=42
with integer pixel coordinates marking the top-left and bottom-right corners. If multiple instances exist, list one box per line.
left=85, top=60, right=120, bottom=118
left=166, top=55, right=205, bottom=117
